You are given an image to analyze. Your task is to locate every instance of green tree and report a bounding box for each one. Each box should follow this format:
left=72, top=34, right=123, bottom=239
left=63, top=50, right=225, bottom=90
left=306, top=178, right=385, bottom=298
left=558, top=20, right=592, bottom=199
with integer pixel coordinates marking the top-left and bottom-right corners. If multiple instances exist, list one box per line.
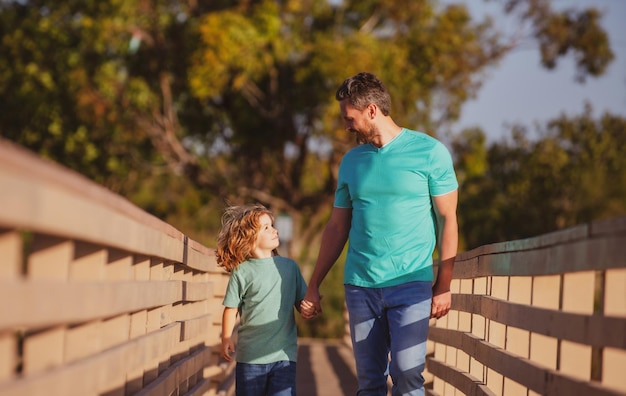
left=456, top=106, right=626, bottom=249
left=0, top=0, right=225, bottom=239
left=176, top=0, right=614, bottom=263
left=545, top=106, right=626, bottom=225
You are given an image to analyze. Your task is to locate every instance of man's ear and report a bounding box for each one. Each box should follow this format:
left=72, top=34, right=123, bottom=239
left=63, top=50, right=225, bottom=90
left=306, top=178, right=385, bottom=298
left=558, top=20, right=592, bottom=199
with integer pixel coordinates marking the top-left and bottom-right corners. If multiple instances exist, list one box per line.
left=367, top=103, right=377, bottom=119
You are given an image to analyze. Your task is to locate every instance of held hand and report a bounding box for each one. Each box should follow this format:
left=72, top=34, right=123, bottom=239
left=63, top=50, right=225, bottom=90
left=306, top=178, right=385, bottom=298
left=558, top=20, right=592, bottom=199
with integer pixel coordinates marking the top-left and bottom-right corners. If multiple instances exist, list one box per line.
left=430, top=290, right=451, bottom=319
left=221, top=338, right=236, bottom=361
left=300, top=289, right=323, bottom=319
left=300, top=299, right=318, bottom=319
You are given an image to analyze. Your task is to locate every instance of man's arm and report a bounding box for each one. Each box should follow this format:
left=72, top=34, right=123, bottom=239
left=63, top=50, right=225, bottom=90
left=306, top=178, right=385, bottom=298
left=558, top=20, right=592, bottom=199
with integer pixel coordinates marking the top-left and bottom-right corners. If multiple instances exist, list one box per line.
left=301, top=207, right=351, bottom=318
left=431, top=189, right=458, bottom=319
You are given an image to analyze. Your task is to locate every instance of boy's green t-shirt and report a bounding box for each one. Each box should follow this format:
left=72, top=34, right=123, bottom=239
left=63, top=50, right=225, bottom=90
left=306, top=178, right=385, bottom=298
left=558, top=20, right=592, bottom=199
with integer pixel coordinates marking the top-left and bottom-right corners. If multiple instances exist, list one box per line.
left=223, top=256, right=307, bottom=364
left=334, top=128, right=458, bottom=288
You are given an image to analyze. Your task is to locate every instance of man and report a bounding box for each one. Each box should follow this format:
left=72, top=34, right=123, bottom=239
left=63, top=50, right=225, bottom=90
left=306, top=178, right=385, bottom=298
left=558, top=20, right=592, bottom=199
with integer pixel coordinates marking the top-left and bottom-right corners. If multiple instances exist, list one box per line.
left=302, top=72, right=458, bottom=396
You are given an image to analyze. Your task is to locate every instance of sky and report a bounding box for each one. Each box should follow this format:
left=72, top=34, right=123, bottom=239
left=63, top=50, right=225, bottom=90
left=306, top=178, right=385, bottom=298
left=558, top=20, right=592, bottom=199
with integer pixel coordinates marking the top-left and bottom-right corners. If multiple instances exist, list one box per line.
left=441, top=0, right=626, bottom=143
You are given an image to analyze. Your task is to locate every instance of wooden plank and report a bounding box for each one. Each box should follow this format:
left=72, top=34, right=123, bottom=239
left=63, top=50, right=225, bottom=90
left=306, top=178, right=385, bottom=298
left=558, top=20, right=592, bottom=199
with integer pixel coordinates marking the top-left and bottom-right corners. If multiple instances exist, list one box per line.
left=65, top=321, right=101, bottom=364
left=0, top=323, right=181, bottom=396
left=106, top=249, right=133, bottom=281
left=133, top=255, right=151, bottom=281
left=185, top=238, right=217, bottom=273
left=485, top=367, right=503, bottom=396
left=0, top=280, right=182, bottom=330
left=455, top=229, right=626, bottom=280
left=456, top=223, right=589, bottom=261
left=185, top=376, right=215, bottom=396
left=531, top=275, right=561, bottom=309
left=172, top=263, right=191, bottom=282
left=0, top=139, right=202, bottom=264
left=101, top=314, right=131, bottom=351
left=27, top=236, right=72, bottom=280
left=605, top=268, right=626, bottom=316
left=180, top=315, right=212, bottom=342
left=503, top=376, right=528, bottom=396
left=0, top=166, right=186, bottom=265
left=125, top=364, right=145, bottom=395
left=70, top=242, right=106, bottom=281
left=173, top=301, right=209, bottom=323
left=603, top=347, right=626, bottom=392
left=529, top=333, right=558, bottom=370
left=0, top=230, right=21, bottom=280
left=135, top=346, right=212, bottom=396
left=560, top=340, right=591, bottom=382
left=22, top=326, right=65, bottom=375
left=451, top=295, right=626, bottom=349
left=210, top=273, right=230, bottom=298
left=452, top=255, right=479, bottom=280
left=129, top=310, right=148, bottom=339
left=183, top=281, right=214, bottom=302
left=591, top=216, right=626, bottom=237
left=562, top=271, right=595, bottom=314
left=0, top=332, right=17, bottom=381
left=426, top=356, right=496, bottom=396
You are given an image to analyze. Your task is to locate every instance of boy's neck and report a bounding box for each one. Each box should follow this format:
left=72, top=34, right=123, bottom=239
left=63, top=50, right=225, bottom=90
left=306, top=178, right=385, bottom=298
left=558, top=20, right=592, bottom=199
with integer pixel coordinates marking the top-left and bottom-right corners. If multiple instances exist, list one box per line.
left=252, top=248, right=273, bottom=259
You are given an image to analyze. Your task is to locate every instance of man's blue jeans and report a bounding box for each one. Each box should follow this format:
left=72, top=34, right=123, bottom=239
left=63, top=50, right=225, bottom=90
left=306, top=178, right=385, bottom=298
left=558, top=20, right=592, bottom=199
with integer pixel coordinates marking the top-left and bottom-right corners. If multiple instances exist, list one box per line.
left=235, top=360, right=296, bottom=396
left=345, top=281, right=432, bottom=396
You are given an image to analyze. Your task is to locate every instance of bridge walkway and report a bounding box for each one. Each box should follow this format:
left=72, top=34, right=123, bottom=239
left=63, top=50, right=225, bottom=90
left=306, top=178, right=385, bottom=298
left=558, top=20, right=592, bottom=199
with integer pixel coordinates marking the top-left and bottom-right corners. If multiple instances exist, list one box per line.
left=296, top=338, right=359, bottom=396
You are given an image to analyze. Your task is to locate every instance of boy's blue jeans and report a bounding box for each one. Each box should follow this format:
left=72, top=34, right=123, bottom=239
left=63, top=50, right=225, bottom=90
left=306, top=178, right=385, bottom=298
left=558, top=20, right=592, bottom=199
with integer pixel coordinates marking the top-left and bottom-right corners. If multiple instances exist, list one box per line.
left=235, top=360, right=296, bottom=396
left=345, top=281, right=432, bottom=396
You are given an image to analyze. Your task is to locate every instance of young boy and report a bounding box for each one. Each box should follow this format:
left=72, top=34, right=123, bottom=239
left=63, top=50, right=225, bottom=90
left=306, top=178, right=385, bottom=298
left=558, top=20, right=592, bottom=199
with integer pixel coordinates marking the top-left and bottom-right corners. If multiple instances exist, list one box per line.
left=216, top=204, right=308, bottom=396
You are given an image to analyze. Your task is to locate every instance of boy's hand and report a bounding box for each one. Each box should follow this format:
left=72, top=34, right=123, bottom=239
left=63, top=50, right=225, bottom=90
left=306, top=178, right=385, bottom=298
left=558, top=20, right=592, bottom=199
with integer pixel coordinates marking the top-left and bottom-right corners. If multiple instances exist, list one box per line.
left=221, top=338, right=236, bottom=361
left=300, top=297, right=322, bottom=319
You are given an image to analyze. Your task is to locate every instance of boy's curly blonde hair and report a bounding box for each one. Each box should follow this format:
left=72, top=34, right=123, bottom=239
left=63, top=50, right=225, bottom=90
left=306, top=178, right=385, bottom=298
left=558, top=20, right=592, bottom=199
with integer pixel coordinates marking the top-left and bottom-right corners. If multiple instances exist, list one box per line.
left=215, top=204, right=275, bottom=272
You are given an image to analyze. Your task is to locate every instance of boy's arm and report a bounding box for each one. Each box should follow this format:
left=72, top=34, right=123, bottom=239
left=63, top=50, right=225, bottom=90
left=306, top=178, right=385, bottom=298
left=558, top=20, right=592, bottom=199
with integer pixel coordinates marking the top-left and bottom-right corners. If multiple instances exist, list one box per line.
left=221, top=307, right=238, bottom=361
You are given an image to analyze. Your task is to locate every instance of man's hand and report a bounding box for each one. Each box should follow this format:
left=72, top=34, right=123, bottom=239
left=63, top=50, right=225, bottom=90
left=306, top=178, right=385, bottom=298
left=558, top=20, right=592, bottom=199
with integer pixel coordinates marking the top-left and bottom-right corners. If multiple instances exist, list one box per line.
left=300, top=299, right=318, bottom=319
left=430, top=290, right=451, bottom=319
left=300, top=289, right=323, bottom=319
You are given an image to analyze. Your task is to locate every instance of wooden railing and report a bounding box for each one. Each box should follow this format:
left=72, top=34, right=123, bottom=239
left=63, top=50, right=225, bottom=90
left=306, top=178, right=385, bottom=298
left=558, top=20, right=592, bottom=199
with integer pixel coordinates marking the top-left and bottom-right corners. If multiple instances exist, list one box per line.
left=2, top=137, right=625, bottom=396
left=0, top=139, right=234, bottom=395
left=425, top=216, right=626, bottom=395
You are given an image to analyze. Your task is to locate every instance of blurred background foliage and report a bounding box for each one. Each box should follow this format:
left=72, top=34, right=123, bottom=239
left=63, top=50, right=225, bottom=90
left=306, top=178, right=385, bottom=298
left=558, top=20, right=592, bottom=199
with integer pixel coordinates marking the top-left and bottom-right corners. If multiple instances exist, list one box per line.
left=1, top=0, right=623, bottom=338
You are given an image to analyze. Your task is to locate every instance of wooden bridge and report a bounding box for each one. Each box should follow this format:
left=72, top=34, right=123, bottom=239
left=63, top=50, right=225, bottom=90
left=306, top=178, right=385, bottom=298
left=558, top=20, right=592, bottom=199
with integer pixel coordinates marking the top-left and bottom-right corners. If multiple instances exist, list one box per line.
left=1, top=137, right=625, bottom=396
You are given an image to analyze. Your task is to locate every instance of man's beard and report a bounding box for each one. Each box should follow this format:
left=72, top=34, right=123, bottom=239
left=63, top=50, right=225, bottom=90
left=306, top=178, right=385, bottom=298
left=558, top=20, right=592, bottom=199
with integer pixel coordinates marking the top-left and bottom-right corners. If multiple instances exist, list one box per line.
left=353, top=123, right=378, bottom=145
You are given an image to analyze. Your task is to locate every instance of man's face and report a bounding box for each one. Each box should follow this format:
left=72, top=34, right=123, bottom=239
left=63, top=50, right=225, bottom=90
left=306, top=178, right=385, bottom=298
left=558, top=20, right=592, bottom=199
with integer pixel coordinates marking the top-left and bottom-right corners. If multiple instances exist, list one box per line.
left=339, top=99, right=377, bottom=144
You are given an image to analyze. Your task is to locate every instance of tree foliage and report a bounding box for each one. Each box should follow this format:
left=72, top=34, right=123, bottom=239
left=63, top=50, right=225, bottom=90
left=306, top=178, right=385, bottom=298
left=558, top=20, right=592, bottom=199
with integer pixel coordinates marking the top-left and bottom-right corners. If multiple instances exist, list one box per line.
left=0, top=0, right=618, bottom=337
left=504, top=0, right=614, bottom=81
left=455, top=106, right=626, bottom=250
left=0, top=0, right=225, bottom=237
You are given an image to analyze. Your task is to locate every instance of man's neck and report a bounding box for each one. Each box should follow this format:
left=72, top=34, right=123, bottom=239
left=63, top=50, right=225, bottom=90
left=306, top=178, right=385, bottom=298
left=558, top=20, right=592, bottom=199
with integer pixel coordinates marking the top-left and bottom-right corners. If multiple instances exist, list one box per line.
left=374, top=122, right=403, bottom=147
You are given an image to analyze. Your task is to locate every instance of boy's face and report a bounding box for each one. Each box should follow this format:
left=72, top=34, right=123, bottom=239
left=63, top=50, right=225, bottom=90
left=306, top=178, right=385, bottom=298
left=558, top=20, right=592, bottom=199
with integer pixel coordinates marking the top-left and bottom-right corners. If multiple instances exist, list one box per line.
left=253, top=213, right=280, bottom=256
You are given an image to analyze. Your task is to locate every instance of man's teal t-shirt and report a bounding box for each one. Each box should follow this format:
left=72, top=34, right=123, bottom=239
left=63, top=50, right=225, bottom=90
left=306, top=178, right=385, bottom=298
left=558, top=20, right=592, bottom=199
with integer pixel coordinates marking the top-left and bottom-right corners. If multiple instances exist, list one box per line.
left=222, top=256, right=307, bottom=364
left=334, top=128, right=458, bottom=288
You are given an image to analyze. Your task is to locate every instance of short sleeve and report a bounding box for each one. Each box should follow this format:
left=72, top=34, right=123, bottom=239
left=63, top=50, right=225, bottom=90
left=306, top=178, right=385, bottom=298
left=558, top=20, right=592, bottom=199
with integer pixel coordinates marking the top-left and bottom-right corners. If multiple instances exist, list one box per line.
left=428, top=141, right=458, bottom=196
left=333, top=158, right=353, bottom=208
left=222, top=273, right=243, bottom=308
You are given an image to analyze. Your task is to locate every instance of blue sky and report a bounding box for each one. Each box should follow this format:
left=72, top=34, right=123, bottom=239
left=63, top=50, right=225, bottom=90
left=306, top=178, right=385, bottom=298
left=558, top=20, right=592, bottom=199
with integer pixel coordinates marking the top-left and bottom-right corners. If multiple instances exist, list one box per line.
left=442, top=0, right=626, bottom=142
